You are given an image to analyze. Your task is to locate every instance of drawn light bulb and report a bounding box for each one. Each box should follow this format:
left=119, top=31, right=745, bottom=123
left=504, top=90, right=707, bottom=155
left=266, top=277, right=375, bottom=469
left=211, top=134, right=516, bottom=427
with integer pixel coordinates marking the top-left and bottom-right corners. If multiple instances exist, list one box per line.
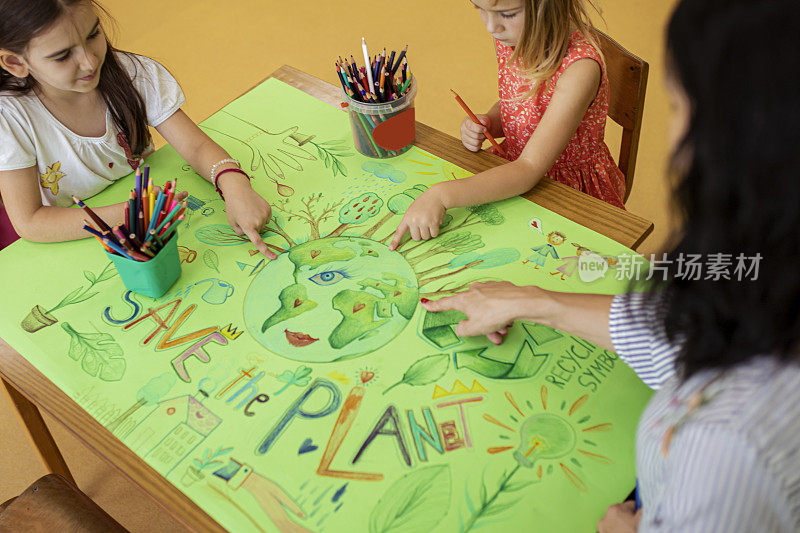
left=513, top=413, right=576, bottom=468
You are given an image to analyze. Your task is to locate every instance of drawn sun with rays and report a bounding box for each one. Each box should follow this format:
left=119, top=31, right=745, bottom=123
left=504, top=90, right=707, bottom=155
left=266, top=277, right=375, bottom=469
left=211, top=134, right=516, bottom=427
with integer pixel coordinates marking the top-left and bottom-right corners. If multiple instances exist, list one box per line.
left=482, top=385, right=613, bottom=492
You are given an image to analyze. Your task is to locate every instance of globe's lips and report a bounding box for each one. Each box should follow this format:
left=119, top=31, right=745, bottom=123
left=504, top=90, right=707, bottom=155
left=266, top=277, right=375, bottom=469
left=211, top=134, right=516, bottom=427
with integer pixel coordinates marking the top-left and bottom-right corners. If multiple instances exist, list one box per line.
left=285, top=329, right=319, bottom=347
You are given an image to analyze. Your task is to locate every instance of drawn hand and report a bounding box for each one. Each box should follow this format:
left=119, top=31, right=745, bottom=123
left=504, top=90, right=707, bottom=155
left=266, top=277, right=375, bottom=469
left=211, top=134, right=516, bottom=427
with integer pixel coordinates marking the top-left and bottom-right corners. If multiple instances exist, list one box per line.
left=421, top=281, right=540, bottom=344
left=243, top=473, right=310, bottom=533
left=219, top=173, right=277, bottom=259
left=389, top=188, right=447, bottom=250
left=461, top=114, right=492, bottom=152
left=597, top=501, right=641, bottom=533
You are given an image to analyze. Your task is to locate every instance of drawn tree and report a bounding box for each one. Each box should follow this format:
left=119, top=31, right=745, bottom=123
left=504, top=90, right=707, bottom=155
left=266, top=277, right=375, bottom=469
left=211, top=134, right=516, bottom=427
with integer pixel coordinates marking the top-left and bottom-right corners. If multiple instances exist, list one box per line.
left=416, top=248, right=521, bottom=284
left=406, top=232, right=484, bottom=268
left=194, top=224, right=287, bottom=255
left=327, top=193, right=384, bottom=238
left=400, top=203, right=506, bottom=256
left=272, top=193, right=345, bottom=240
left=107, top=372, right=177, bottom=434
left=364, top=184, right=428, bottom=240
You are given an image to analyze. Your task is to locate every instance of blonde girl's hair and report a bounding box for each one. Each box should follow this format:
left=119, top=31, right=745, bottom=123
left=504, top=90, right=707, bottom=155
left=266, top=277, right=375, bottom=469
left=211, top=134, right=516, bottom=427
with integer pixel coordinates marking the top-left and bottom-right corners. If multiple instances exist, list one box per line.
left=505, top=0, right=603, bottom=96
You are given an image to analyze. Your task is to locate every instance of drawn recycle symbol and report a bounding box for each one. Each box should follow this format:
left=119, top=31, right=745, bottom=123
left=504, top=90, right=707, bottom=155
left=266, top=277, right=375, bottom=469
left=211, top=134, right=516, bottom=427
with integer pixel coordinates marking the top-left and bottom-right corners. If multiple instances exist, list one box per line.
left=453, top=322, right=563, bottom=380
left=243, top=236, right=419, bottom=363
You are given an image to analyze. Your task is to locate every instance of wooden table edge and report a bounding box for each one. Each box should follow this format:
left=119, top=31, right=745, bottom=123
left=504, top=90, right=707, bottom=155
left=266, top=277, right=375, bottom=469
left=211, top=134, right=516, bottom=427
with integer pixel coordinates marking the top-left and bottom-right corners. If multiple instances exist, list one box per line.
left=0, top=339, right=223, bottom=532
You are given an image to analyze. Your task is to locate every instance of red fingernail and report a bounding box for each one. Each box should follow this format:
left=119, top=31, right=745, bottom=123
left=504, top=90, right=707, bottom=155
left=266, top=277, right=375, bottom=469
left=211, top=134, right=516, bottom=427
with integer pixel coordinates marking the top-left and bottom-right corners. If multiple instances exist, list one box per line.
left=420, top=298, right=430, bottom=304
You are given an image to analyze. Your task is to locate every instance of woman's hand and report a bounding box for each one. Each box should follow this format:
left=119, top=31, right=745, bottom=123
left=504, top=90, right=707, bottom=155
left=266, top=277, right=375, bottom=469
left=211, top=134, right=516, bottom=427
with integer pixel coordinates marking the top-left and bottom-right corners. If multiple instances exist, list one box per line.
left=420, top=281, right=547, bottom=345
left=597, top=501, right=641, bottom=533
left=461, top=114, right=492, bottom=152
left=218, top=173, right=276, bottom=259
left=389, top=187, right=447, bottom=250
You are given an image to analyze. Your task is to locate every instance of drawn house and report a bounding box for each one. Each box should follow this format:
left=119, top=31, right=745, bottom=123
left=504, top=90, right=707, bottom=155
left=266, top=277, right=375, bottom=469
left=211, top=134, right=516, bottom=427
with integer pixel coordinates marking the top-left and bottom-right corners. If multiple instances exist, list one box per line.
left=124, top=394, right=221, bottom=476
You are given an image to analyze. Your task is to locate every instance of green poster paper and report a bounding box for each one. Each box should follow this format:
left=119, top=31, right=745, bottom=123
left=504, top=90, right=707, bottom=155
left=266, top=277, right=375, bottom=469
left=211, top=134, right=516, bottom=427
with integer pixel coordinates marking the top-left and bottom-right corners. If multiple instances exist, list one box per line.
left=0, top=79, right=653, bottom=532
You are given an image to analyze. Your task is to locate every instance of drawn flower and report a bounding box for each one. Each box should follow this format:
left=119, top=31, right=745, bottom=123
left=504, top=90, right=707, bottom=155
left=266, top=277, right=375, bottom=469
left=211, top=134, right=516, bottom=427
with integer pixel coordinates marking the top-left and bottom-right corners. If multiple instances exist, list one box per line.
left=40, top=162, right=66, bottom=195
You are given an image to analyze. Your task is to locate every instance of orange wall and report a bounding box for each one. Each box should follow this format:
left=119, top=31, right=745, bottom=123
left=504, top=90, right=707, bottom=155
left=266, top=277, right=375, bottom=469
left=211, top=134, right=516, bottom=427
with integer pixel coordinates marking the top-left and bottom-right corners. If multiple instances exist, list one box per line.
left=101, top=0, right=680, bottom=254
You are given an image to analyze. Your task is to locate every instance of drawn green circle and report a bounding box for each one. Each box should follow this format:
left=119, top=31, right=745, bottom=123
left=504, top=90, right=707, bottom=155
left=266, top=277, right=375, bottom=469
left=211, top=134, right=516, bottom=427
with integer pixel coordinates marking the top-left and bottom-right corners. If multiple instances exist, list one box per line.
left=243, top=237, right=419, bottom=362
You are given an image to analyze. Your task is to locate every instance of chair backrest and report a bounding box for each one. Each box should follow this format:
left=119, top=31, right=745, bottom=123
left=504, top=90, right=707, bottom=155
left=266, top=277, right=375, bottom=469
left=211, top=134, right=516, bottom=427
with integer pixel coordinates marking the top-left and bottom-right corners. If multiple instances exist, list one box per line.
left=595, top=31, right=649, bottom=203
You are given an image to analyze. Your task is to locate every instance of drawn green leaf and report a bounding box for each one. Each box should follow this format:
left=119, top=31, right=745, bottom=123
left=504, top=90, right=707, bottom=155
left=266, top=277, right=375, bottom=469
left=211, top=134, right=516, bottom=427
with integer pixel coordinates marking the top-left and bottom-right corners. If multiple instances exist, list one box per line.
left=95, top=263, right=118, bottom=282
left=504, top=481, right=534, bottom=492
left=69, top=291, right=99, bottom=306
left=383, top=353, right=450, bottom=394
left=54, top=287, right=83, bottom=309
left=368, top=464, right=452, bottom=533
left=482, top=498, right=519, bottom=518
left=465, top=487, right=476, bottom=514
left=61, top=322, right=126, bottom=381
left=203, top=249, right=220, bottom=272
left=84, top=270, right=97, bottom=283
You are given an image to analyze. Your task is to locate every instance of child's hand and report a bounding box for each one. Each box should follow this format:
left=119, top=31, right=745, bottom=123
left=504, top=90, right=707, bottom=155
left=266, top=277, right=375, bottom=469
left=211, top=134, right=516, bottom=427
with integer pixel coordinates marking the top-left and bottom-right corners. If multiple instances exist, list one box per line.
left=389, top=188, right=446, bottom=250
left=461, top=114, right=492, bottom=152
left=219, top=174, right=276, bottom=259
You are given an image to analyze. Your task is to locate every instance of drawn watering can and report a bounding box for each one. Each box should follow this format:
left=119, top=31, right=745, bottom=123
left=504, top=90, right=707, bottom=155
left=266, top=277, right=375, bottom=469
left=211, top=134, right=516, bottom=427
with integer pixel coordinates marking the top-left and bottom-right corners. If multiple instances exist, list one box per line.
left=193, top=278, right=235, bottom=305
left=186, top=195, right=221, bottom=217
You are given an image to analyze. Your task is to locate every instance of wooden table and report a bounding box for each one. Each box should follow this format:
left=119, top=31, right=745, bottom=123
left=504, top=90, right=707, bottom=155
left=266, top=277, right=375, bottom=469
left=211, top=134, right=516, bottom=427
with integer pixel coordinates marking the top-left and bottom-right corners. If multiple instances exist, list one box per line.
left=0, top=65, right=653, bottom=532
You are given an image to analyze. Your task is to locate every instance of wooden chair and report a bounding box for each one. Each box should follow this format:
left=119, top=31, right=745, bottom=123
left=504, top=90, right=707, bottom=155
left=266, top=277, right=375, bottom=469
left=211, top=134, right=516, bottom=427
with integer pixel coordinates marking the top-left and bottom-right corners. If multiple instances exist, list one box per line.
left=596, top=31, right=649, bottom=203
left=0, top=474, right=128, bottom=532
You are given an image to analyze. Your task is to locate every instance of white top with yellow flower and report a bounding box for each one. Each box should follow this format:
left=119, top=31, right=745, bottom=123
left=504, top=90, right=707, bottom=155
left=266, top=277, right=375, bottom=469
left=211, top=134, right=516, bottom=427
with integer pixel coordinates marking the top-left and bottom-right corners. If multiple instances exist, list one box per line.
left=0, top=53, right=184, bottom=207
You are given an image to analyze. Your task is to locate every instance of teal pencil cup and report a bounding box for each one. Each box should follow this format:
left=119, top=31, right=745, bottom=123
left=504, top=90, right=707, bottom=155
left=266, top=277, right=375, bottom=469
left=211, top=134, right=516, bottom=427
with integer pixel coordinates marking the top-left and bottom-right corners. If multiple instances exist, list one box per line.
left=107, top=233, right=181, bottom=298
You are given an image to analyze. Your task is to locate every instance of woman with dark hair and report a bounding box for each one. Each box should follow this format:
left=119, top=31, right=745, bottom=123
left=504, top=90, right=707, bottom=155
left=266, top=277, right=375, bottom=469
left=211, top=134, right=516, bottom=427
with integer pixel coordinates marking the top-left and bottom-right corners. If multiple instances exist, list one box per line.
left=421, top=0, right=800, bottom=530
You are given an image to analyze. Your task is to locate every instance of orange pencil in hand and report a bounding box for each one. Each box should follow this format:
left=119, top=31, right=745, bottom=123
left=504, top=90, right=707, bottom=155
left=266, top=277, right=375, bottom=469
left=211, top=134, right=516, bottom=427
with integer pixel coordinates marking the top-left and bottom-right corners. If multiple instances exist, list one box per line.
left=450, top=89, right=507, bottom=157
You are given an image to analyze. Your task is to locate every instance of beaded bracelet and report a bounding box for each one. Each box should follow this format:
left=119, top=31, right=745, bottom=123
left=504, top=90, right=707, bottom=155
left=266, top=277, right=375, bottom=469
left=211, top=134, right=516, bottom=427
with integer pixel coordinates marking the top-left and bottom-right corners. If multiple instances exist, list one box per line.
left=210, top=158, right=240, bottom=181
left=214, top=168, right=251, bottom=200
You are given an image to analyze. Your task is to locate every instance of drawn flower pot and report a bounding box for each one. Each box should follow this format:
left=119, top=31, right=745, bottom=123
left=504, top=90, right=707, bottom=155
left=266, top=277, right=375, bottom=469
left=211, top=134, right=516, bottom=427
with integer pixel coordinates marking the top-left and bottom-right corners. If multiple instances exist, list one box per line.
left=20, top=305, right=58, bottom=333
left=181, top=467, right=204, bottom=487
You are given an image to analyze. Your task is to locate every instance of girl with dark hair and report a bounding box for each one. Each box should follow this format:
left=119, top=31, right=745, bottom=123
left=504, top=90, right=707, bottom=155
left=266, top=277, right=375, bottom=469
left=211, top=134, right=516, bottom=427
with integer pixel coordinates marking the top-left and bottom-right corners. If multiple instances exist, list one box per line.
left=0, top=0, right=276, bottom=258
left=421, top=0, right=800, bottom=530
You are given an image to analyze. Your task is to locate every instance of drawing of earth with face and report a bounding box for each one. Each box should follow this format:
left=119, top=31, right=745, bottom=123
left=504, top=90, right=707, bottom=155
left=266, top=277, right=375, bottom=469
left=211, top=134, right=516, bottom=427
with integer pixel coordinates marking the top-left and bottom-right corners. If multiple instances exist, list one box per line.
left=243, top=237, right=419, bottom=362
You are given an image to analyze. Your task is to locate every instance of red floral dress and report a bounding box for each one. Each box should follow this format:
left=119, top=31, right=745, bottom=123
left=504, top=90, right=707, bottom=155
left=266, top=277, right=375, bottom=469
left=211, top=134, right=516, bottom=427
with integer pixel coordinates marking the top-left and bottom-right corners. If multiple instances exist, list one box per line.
left=496, top=32, right=626, bottom=209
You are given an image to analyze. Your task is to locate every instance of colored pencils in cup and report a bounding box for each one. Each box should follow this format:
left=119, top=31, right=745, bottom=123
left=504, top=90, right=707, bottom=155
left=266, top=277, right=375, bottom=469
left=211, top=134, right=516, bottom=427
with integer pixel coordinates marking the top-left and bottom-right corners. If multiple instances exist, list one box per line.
left=78, top=166, right=185, bottom=261
left=338, top=41, right=413, bottom=103
left=450, top=89, right=507, bottom=157
left=336, top=41, right=416, bottom=157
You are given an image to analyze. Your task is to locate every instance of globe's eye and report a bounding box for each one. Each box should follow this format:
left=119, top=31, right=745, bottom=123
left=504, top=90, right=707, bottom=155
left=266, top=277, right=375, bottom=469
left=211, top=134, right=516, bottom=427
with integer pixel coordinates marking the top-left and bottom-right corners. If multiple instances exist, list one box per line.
left=309, top=270, right=346, bottom=285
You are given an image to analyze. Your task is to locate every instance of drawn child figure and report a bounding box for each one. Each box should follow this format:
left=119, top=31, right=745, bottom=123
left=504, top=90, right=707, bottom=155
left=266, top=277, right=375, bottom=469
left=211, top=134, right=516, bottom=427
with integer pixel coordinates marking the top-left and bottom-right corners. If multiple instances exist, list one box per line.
left=390, top=0, right=626, bottom=249
left=551, top=242, right=591, bottom=280
left=0, top=0, right=275, bottom=257
left=524, top=230, right=564, bottom=269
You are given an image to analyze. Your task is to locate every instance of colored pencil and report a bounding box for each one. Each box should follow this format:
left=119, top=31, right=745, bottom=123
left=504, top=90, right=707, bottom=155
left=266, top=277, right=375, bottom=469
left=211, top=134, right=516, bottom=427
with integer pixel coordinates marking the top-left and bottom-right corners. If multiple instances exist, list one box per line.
left=127, top=192, right=135, bottom=233
left=361, top=38, right=376, bottom=96
left=157, top=202, right=187, bottom=237
left=159, top=213, right=185, bottom=241
left=72, top=195, right=114, bottom=234
left=450, top=89, right=507, bottom=157
left=147, top=190, right=165, bottom=236
left=392, top=44, right=408, bottom=76
left=101, top=237, right=135, bottom=260
left=92, top=234, right=114, bottom=253
left=112, top=225, right=130, bottom=247
left=137, top=211, right=145, bottom=242
left=135, top=167, right=142, bottom=201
